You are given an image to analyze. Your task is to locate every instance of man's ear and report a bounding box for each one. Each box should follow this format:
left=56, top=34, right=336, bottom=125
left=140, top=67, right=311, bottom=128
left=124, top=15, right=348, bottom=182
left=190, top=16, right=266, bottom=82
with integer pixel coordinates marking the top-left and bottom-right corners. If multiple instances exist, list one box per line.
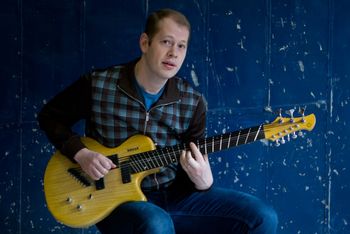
left=139, top=33, right=150, bottom=53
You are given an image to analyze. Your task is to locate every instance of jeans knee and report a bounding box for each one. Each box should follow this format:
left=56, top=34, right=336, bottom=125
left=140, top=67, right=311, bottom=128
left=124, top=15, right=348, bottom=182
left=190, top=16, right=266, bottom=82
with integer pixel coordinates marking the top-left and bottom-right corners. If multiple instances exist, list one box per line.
left=139, top=206, right=175, bottom=234
left=258, top=205, right=278, bottom=232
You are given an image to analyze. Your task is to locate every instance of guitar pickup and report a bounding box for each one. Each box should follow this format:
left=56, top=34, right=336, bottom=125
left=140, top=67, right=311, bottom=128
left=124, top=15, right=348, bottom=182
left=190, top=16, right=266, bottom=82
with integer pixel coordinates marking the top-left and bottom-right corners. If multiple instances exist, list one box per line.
left=120, top=162, right=131, bottom=184
left=95, top=178, right=105, bottom=190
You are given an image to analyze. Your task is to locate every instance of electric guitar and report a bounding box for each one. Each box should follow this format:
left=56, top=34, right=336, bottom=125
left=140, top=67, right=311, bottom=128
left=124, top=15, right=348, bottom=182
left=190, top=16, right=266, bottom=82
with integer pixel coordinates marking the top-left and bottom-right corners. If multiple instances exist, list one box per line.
left=44, top=113, right=316, bottom=228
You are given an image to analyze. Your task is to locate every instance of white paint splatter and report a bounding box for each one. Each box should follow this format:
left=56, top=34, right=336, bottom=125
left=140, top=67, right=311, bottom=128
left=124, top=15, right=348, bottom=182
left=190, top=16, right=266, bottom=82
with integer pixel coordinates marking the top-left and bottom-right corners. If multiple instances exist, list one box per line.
left=291, top=21, right=297, bottom=30
left=236, top=19, right=241, bottom=30
left=343, top=219, right=348, bottom=226
left=280, top=18, right=285, bottom=28
left=238, top=38, right=247, bottom=51
left=190, top=67, right=200, bottom=87
left=298, top=60, right=305, bottom=72
left=279, top=45, right=289, bottom=51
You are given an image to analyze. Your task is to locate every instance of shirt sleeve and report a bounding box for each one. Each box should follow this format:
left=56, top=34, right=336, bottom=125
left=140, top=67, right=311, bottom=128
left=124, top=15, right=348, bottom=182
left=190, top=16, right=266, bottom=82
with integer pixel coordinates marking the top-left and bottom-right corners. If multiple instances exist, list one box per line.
left=182, top=94, right=207, bottom=142
left=37, top=75, right=91, bottom=160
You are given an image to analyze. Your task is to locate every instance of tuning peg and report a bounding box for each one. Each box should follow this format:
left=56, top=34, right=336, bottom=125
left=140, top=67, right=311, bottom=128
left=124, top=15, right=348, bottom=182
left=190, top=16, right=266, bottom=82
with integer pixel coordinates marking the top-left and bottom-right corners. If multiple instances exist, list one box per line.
left=292, top=132, right=298, bottom=139
left=298, top=106, right=306, bottom=115
left=285, top=108, right=295, bottom=123
left=298, top=106, right=306, bottom=122
left=275, top=139, right=280, bottom=147
left=298, top=131, right=304, bottom=137
left=286, top=134, right=290, bottom=142
left=276, top=108, right=283, bottom=123
left=280, top=136, right=286, bottom=144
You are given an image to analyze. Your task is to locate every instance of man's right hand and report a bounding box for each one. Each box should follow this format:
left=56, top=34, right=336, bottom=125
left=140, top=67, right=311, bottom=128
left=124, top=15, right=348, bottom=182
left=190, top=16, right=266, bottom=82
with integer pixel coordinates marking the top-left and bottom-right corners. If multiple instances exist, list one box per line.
left=74, top=148, right=116, bottom=180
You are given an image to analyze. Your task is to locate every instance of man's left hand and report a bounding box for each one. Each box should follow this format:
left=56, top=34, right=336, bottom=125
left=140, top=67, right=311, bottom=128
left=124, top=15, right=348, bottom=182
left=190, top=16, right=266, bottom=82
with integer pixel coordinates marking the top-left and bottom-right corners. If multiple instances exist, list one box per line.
left=180, top=142, right=214, bottom=190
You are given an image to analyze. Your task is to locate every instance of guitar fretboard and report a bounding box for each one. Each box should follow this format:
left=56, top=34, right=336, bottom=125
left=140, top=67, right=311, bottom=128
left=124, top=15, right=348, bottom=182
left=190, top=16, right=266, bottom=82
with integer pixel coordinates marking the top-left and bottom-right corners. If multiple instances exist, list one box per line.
left=128, top=125, right=265, bottom=173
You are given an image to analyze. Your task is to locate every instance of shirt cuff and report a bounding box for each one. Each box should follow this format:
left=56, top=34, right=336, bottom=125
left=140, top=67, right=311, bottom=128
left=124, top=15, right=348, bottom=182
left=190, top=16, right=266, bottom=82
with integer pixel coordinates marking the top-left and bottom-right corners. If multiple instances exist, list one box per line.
left=61, top=135, right=86, bottom=162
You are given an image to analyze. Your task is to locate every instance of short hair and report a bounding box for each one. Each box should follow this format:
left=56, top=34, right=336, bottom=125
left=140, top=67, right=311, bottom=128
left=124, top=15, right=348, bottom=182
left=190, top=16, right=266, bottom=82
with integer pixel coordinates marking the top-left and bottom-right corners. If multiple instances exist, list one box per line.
left=144, top=8, right=191, bottom=42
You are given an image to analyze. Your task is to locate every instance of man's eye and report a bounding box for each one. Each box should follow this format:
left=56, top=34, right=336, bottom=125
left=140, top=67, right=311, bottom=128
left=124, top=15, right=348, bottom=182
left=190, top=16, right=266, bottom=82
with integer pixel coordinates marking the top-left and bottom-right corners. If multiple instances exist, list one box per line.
left=162, top=40, right=172, bottom=46
left=178, top=44, right=187, bottom=49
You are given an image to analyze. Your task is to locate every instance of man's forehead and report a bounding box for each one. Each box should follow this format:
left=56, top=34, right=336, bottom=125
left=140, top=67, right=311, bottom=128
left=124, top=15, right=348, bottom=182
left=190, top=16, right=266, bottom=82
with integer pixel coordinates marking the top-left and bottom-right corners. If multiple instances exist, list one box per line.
left=155, top=18, right=189, bottom=40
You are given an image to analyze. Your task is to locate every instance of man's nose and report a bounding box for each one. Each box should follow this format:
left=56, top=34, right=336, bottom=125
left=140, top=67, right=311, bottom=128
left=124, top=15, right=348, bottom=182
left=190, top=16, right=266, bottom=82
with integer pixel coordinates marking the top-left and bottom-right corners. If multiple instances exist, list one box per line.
left=167, top=46, right=178, bottom=58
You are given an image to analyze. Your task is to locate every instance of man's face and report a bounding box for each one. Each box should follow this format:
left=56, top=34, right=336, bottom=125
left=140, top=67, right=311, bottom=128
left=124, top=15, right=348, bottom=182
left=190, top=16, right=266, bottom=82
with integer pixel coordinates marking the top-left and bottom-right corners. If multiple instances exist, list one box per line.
left=141, top=17, right=189, bottom=81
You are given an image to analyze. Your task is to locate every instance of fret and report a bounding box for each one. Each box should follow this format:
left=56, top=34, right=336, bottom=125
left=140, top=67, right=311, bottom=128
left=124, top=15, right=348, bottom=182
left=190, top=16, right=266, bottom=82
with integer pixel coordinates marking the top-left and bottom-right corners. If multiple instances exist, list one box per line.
left=153, top=151, right=162, bottom=167
left=227, top=133, right=231, bottom=149
left=219, top=135, right=223, bottom=151
left=147, top=151, right=157, bottom=168
left=129, top=159, right=139, bottom=173
left=138, top=153, right=150, bottom=171
left=254, top=125, right=262, bottom=141
left=236, top=130, right=241, bottom=146
left=157, top=151, right=166, bottom=167
left=170, top=147, right=178, bottom=163
left=164, top=147, right=171, bottom=163
left=144, top=152, right=155, bottom=169
left=146, top=158, right=154, bottom=169
left=131, top=155, right=143, bottom=173
left=145, top=153, right=154, bottom=170
left=244, top=128, right=251, bottom=144
left=211, top=137, right=215, bottom=153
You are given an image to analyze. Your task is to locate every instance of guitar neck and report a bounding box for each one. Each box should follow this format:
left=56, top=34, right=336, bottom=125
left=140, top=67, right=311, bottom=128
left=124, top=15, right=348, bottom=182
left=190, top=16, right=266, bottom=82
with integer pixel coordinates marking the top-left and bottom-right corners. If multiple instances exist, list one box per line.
left=128, top=125, right=265, bottom=174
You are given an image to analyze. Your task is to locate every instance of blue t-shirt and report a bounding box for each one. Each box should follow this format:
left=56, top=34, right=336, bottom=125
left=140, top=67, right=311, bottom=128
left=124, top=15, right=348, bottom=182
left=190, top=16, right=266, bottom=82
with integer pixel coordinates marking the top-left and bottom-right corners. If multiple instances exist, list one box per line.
left=134, top=78, right=165, bottom=111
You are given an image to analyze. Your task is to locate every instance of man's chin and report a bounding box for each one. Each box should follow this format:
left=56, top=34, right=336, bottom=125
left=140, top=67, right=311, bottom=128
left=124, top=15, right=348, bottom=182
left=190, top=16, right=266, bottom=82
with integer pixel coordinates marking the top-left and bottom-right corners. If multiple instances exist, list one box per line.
left=161, top=70, right=178, bottom=79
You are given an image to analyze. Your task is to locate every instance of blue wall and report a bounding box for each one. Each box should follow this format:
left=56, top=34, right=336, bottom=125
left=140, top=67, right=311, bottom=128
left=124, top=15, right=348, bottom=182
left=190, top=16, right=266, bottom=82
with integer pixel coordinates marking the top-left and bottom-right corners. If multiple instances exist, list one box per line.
left=1, top=0, right=349, bottom=233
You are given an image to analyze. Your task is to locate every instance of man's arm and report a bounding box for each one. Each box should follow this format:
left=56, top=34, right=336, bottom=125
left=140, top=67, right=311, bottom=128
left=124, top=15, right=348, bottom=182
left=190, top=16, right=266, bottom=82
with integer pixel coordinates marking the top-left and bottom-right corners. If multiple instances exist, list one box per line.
left=38, top=75, right=116, bottom=180
left=38, top=75, right=91, bottom=160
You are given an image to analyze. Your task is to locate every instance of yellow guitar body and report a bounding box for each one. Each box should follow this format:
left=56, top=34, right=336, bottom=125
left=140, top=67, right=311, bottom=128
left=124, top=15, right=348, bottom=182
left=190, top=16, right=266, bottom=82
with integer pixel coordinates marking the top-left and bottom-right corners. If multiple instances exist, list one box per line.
left=44, top=135, right=159, bottom=228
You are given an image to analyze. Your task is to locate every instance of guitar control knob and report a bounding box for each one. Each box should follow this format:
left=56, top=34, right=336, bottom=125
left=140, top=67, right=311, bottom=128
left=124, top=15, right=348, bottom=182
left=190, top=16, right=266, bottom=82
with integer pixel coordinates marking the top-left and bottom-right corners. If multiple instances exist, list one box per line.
left=66, top=197, right=73, bottom=204
left=77, top=204, right=83, bottom=211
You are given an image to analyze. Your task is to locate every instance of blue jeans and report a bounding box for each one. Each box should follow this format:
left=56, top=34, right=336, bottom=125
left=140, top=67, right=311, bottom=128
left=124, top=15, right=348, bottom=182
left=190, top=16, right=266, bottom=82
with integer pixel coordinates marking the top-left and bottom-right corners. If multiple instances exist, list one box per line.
left=96, top=186, right=278, bottom=234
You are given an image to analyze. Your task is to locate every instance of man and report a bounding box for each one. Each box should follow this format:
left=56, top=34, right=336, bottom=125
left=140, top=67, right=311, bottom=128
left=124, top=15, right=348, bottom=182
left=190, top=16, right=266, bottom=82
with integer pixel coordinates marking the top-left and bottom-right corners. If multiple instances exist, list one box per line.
left=39, top=8, right=278, bottom=234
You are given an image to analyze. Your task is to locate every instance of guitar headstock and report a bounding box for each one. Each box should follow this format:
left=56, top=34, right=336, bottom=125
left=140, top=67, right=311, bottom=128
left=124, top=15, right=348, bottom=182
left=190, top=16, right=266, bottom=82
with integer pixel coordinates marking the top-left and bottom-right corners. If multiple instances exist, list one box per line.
left=264, top=113, right=316, bottom=146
